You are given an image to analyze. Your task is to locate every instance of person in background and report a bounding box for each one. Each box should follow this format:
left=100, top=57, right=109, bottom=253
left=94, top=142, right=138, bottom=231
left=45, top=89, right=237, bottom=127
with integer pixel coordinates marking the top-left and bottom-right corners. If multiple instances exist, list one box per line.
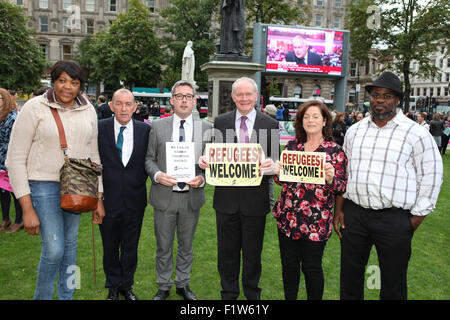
left=332, top=112, right=346, bottom=146
left=276, top=104, right=285, bottom=121
left=441, top=115, right=450, bottom=155
left=272, top=100, right=347, bottom=300
left=429, top=113, right=444, bottom=152
left=417, top=112, right=430, bottom=131
left=97, top=95, right=113, bottom=120
left=5, top=60, right=103, bottom=300
left=8, top=90, right=18, bottom=111
left=159, top=105, right=173, bottom=119
left=0, top=88, right=23, bottom=233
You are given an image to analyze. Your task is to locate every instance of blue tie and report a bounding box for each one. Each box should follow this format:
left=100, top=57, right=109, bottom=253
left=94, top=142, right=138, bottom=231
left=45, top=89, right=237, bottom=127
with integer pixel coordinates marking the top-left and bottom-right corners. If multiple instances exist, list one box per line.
left=178, top=120, right=186, bottom=189
left=116, top=126, right=126, bottom=159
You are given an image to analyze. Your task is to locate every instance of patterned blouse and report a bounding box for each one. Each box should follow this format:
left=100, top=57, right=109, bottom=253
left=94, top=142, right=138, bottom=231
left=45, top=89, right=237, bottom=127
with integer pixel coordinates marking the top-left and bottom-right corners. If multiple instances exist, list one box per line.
left=273, top=139, right=348, bottom=242
left=0, top=111, right=17, bottom=170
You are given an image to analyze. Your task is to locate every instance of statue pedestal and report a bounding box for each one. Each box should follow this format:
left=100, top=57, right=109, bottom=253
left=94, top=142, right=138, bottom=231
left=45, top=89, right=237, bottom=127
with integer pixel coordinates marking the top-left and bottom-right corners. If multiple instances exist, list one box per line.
left=200, top=60, right=264, bottom=122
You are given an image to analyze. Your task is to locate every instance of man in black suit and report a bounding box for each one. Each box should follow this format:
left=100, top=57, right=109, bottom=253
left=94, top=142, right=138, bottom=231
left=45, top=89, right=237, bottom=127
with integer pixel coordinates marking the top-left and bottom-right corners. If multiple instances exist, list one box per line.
left=94, top=88, right=151, bottom=300
left=285, top=35, right=323, bottom=66
left=97, top=95, right=114, bottom=119
left=199, top=77, right=280, bottom=300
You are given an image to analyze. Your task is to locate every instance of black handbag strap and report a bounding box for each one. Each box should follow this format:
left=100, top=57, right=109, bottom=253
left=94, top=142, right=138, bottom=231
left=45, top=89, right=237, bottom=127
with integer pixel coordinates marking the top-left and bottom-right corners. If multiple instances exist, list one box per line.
left=50, top=107, right=69, bottom=161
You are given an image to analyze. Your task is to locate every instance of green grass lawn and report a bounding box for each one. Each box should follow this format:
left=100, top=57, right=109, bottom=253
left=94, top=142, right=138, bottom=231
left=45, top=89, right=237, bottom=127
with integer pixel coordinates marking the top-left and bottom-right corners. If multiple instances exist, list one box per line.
left=0, top=155, right=449, bottom=300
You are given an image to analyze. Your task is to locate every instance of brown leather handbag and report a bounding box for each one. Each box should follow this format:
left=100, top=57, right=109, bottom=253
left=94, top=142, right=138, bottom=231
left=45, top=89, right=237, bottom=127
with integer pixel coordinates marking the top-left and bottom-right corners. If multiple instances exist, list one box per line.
left=50, top=107, right=102, bottom=213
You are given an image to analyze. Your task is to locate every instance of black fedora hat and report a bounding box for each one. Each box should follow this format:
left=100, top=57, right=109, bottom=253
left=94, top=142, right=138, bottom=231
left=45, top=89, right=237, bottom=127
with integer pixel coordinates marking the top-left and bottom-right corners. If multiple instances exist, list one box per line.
left=365, top=71, right=403, bottom=98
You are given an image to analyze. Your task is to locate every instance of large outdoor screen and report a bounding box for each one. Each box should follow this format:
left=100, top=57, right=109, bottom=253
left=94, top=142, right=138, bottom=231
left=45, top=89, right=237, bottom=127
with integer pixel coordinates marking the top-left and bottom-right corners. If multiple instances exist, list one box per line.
left=266, top=25, right=344, bottom=76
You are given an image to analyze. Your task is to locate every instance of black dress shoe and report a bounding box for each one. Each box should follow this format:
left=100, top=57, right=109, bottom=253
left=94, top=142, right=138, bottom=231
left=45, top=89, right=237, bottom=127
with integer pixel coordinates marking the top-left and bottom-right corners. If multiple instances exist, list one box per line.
left=176, top=286, right=198, bottom=300
left=106, top=290, right=119, bottom=300
left=153, top=289, right=170, bottom=300
left=119, top=289, right=138, bottom=300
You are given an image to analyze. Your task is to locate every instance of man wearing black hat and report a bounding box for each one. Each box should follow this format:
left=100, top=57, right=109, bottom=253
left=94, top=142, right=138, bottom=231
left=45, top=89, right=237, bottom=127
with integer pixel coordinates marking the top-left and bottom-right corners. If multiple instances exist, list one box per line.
left=333, top=71, right=443, bottom=300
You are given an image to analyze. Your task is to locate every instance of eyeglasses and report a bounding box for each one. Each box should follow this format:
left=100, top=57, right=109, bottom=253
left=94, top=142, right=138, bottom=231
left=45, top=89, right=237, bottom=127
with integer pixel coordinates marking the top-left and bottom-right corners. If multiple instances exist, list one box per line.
left=173, top=94, right=194, bottom=101
left=369, top=93, right=397, bottom=100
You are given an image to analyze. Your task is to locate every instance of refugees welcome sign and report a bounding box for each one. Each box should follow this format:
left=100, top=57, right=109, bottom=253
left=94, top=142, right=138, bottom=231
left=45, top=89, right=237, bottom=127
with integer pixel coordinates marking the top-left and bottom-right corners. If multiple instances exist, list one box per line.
left=279, top=150, right=325, bottom=185
left=205, top=143, right=263, bottom=186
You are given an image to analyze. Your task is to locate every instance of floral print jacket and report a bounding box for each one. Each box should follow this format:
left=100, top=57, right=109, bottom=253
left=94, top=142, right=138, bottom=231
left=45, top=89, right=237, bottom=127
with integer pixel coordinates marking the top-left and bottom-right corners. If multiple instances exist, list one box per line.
left=274, top=139, right=348, bottom=242
left=0, top=111, right=17, bottom=171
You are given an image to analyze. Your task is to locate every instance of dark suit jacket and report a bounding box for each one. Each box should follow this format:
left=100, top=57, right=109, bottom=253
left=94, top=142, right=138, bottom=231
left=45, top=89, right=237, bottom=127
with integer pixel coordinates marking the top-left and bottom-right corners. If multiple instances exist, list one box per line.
left=98, top=117, right=151, bottom=218
left=285, top=50, right=323, bottom=66
left=97, top=103, right=113, bottom=120
left=212, top=110, right=280, bottom=216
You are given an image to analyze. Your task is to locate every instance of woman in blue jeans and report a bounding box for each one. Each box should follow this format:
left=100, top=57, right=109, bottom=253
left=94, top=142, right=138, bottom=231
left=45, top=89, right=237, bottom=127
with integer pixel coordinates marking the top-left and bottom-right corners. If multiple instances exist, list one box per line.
left=5, top=61, right=103, bottom=300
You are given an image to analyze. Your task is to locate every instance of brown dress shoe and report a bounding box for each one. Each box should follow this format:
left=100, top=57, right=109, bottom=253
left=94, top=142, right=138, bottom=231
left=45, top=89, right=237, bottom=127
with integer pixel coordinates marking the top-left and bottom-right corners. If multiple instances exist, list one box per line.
left=0, top=220, right=11, bottom=232
left=5, top=222, right=24, bottom=234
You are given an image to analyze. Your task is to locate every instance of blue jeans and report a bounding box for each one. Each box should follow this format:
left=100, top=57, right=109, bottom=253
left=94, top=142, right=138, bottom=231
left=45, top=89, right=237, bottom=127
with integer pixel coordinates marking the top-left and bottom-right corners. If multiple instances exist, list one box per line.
left=29, top=181, right=81, bottom=300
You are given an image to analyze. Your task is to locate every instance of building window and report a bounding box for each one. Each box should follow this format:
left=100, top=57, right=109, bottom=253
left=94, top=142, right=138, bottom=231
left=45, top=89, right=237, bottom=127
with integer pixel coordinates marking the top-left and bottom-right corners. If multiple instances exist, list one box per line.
left=315, top=15, right=322, bottom=27
left=333, top=16, right=341, bottom=29
left=313, top=85, right=321, bottom=96
left=63, top=0, right=72, bottom=10
left=40, top=16, right=49, bottom=32
left=39, top=0, right=49, bottom=9
left=86, top=0, right=95, bottom=12
left=63, top=17, right=72, bottom=33
left=437, top=87, right=441, bottom=96
left=349, top=87, right=356, bottom=103
left=86, top=19, right=94, bottom=34
left=16, top=0, right=23, bottom=5
left=40, top=44, right=48, bottom=59
left=146, top=0, right=155, bottom=12
left=350, top=62, right=357, bottom=77
left=445, top=86, right=449, bottom=97
left=62, top=45, right=72, bottom=60
left=294, top=85, right=302, bottom=98
left=109, top=0, right=117, bottom=12
left=316, top=0, right=323, bottom=6
left=446, top=73, right=450, bottom=82
left=335, top=0, right=342, bottom=8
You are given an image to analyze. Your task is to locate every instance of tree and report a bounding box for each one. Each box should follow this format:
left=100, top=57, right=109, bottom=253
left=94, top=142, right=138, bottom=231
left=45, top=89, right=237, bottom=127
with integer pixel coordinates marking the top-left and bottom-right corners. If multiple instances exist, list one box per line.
left=246, top=0, right=309, bottom=25
left=0, top=2, right=48, bottom=93
left=159, top=0, right=220, bottom=91
left=345, top=0, right=450, bottom=113
left=77, top=0, right=163, bottom=91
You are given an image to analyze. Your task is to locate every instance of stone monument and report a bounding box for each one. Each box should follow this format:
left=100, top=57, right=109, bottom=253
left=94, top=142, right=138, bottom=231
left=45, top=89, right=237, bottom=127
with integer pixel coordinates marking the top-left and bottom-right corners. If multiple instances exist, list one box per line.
left=201, top=0, right=264, bottom=121
left=182, top=40, right=196, bottom=87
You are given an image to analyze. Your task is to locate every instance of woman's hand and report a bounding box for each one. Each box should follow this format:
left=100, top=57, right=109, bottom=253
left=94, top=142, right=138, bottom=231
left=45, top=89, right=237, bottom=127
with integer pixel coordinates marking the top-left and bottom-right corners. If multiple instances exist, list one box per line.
left=18, top=195, right=40, bottom=235
left=324, top=162, right=335, bottom=185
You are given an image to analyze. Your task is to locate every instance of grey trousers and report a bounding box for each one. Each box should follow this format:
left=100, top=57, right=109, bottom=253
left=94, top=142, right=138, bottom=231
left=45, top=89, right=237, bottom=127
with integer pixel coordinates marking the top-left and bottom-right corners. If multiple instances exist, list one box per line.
left=153, top=192, right=200, bottom=290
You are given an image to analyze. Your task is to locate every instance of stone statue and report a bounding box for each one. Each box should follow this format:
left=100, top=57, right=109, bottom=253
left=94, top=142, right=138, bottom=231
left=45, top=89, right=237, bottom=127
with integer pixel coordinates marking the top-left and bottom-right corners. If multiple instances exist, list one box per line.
left=182, top=41, right=195, bottom=84
left=219, top=0, right=245, bottom=55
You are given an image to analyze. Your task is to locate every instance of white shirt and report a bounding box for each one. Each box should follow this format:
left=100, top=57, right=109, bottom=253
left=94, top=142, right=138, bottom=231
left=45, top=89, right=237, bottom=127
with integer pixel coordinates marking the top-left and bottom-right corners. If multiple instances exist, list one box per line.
left=113, top=117, right=133, bottom=167
left=235, top=108, right=256, bottom=143
left=343, top=109, right=443, bottom=216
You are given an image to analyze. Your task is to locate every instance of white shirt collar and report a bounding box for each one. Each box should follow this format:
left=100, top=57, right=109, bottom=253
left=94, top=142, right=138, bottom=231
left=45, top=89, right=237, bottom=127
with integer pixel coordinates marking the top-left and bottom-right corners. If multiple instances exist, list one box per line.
left=236, top=108, right=256, bottom=122
left=173, top=113, right=193, bottom=126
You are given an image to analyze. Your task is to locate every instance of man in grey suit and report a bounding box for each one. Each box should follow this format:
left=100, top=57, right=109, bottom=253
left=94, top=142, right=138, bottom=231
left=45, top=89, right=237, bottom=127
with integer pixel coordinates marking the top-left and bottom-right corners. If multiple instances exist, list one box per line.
left=145, top=80, right=212, bottom=300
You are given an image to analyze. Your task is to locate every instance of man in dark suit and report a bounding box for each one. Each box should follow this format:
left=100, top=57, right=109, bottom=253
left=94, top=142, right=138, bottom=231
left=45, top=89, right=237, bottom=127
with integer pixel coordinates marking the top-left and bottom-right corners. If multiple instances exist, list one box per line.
left=145, top=80, right=212, bottom=300
left=199, top=77, right=280, bottom=300
left=285, top=35, right=323, bottom=66
left=97, top=95, right=114, bottom=119
left=94, top=88, right=151, bottom=300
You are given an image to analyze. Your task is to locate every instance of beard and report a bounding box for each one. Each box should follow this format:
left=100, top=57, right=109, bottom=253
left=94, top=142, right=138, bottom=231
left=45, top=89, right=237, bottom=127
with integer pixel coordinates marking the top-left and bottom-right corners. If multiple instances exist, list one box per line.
left=370, top=103, right=398, bottom=120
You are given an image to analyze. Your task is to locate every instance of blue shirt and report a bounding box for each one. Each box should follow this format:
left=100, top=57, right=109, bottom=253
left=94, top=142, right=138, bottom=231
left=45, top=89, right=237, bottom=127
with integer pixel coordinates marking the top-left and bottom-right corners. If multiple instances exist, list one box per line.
left=0, top=111, right=18, bottom=170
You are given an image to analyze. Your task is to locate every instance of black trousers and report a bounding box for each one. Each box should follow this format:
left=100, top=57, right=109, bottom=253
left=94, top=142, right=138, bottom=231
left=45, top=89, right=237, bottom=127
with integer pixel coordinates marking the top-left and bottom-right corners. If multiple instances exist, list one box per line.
left=216, top=211, right=267, bottom=300
left=1, top=190, right=22, bottom=224
left=340, top=200, right=414, bottom=300
left=99, top=211, right=144, bottom=292
left=278, top=229, right=327, bottom=300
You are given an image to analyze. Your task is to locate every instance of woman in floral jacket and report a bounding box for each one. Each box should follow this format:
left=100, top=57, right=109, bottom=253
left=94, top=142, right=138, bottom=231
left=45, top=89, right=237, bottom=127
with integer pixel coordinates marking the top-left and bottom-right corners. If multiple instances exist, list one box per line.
left=273, top=100, right=348, bottom=300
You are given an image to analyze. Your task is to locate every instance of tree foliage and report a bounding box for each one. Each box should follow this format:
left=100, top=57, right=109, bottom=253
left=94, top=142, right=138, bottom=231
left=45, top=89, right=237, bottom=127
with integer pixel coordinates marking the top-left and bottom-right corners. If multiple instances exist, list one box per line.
left=0, top=2, right=48, bottom=93
left=345, top=0, right=450, bottom=112
left=74, top=0, right=162, bottom=90
left=246, top=0, right=309, bottom=25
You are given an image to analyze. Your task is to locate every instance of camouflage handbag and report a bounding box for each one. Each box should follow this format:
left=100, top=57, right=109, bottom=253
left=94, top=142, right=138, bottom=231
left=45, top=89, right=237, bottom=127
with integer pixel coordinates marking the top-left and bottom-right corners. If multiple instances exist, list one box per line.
left=50, top=107, right=102, bottom=214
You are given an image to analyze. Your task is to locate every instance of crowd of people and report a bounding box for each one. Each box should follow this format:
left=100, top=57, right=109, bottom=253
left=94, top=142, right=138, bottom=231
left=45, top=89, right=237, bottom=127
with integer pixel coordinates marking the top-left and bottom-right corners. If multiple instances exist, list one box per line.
left=0, top=66, right=445, bottom=301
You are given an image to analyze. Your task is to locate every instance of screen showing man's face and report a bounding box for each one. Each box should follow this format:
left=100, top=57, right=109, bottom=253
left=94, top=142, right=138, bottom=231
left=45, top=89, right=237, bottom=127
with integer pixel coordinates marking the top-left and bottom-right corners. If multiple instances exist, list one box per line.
left=293, top=38, right=308, bottom=59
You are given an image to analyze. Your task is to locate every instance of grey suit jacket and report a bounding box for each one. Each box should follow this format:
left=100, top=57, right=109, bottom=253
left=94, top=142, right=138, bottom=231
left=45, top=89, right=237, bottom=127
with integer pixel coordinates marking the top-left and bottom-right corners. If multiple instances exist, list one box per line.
left=145, top=116, right=213, bottom=211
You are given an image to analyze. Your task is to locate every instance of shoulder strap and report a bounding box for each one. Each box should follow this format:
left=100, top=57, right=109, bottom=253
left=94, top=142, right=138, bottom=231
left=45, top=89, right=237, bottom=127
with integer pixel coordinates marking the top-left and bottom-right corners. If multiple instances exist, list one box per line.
left=49, top=107, right=69, bottom=160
